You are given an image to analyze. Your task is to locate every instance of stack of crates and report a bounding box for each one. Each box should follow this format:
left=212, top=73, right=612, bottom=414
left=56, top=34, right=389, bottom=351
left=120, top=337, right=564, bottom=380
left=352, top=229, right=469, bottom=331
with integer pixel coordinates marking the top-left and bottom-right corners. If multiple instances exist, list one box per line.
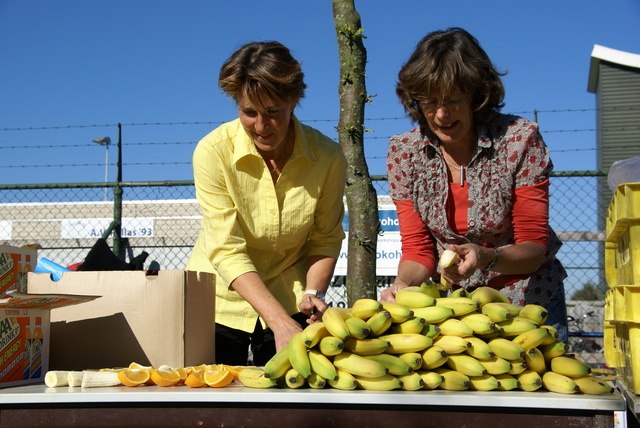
left=604, top=182, right=640, bottom=393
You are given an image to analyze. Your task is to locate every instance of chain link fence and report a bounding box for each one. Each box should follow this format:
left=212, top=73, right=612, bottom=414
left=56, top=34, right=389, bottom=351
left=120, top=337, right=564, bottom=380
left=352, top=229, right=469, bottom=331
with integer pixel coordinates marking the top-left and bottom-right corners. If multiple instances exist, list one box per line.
left=0, top=172, right=609, bottom=365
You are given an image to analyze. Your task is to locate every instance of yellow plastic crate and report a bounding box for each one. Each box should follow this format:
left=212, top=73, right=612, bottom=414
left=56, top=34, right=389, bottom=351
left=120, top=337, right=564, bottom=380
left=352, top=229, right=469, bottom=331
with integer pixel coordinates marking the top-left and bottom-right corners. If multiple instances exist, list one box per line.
left=604, top=321, right=616, bottom=368
left=613, top=321, right=640, bottom=394
left=605, top=183, right=640, bottom=288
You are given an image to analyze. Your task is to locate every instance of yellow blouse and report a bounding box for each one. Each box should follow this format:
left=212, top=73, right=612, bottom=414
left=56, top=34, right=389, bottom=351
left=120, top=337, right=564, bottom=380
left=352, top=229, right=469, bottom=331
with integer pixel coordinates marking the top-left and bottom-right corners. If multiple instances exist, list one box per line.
left=186, top=116, right=346, bottom=332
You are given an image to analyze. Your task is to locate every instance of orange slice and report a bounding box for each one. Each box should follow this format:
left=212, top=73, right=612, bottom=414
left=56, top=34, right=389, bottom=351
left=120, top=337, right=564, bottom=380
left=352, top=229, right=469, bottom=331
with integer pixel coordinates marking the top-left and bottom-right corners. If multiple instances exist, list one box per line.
left=150, top=369, right=181, bottom=387
left=175, top=367, right=189, bottom=385
left=118, top=369, right=151, bottom=387
left=204, top=369, right=234, bottom=388
left=185, top=370, right=207, bottom=388
left=129, top=362, right=154, bottom=371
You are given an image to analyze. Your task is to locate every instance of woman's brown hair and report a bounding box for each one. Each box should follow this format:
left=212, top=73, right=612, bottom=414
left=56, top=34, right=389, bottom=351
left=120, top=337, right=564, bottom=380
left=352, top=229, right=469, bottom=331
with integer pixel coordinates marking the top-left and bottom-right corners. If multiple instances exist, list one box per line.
left=218, top=41, right=306, bottom=108
left=396, top=28, right=506, bottom=129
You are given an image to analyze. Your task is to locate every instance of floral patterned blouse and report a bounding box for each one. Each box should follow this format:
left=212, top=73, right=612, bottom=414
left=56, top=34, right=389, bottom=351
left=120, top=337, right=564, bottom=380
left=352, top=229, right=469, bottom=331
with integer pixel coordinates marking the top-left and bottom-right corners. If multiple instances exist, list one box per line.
left=387, top=113, right=566, bottom=307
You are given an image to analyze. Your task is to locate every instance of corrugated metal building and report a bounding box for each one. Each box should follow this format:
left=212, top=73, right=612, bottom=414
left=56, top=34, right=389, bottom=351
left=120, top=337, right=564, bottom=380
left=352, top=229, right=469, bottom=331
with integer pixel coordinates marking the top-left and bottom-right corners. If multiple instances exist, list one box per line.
left=587, top=44, right=640, bottom=225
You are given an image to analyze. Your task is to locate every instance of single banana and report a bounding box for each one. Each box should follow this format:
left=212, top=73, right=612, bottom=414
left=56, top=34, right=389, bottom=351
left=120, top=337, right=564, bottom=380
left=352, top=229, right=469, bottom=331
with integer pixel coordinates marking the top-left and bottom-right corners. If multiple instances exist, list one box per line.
left=412, top=306, right=454, bottom=324
left=478, top=356, right=511, bottom=375
left=475, top=325, right=504, bottom=341
left=366, top=310, right=393, bottom=337
left=457, top=312, right=496, bottom=335
left=350, top=298, right=383, bottom=320
left=44, top=371, right=71, bottom=388
left=302, top=322, right=331, bottom=348
left=449, top=287, right=469, bottom=298
left=506, top=358, right=528, bottom=375
left=318, top=335, right=345, bottom=356
left=333, top=352, right=389, bottom=378
left=419, top=281, right=442, bottom=299
left=464, top=336, right=496, bottom=360
left=436, top=318, right=475, bottom=337
left=344, top=316, right=371, bottom=340
left=573, top=375, right=615, bottom=394
left=343, top=338, right=390, bottom=355
left=398, top=352, right=423, bottom=371
left=490, top=302, right=522, bottom=318
left=512, top=327, right=551, bottom=351
left=323, top=307, right=352, bottom=341
left=487, top=338, right=526, bottom=361
left=398, top=372, right=425, bottom=391
left=378, top=333, right=433, bottom=354
left=422, top=324, right=442, bottom=339
left=432, top=335, right=471, bottom=355
left=391, top=316, right=426, bottom=334
left=438, top=249, right=458, bottom=291
left=540, top=340, right=568, bottom=362
left=468, top=374, right=501, bottom=391
left=481, top=302, right=513, bottom=322
left=80, top=371, right=122, bottom=388
left=516, top=369, right=543, bottom=392
left=288, top=332, right=312, bottom=378
left=518, top=304, right=549, bottom=325
left=421, top=345, right=449, bottom=370
left=285, top=368, right=305, bottom=389
left=497, top=317, right=539, bottom=337
left=434, top=367, right=470, bottom=391
left=264, top=345, right=292, bottom=379
left=550, top=356, right=592, bottom=377
left=328, top=369, right=358, bottom=390
left=524, top=347, right=547, bottom=375
left=396, top=288, right=436, bottom=309
left=67, top=371, right=84, bottom=387
left=435, top=297, right=480, bottom=316
left=445, top=354, right=488, bottom=377
left=238, top=368, right=281, bottom=389
left=542, top=371, right=579, bottom=394
left=363, top=353, right=413, bottom=376
left=539, top=325, right=560, bottom=346
left=418, top=370, right=444, bottom=389
left=356, top=374, right=403, bottom=391
left=307, top=373, right=326, bottom=389
left=381, top=302, right=415, bottom=323
left=469, top=286, right=510, bottom=306
left=308, top=349, right=338, bottom=381
left=495, top=373, right=521, bottom=391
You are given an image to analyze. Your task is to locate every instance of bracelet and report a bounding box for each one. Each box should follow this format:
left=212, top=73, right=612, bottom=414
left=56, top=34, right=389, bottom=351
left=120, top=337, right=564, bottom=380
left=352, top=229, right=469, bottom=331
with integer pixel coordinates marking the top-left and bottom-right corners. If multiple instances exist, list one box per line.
left=485, top=248, right=500, bottom=270
left=303, top=290, right=325, bottom=302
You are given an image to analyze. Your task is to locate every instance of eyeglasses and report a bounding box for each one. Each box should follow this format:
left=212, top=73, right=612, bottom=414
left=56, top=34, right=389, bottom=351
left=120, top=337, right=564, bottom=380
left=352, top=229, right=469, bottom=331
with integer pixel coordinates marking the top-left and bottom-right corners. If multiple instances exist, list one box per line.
left=419, top=97, right=468, bottom=112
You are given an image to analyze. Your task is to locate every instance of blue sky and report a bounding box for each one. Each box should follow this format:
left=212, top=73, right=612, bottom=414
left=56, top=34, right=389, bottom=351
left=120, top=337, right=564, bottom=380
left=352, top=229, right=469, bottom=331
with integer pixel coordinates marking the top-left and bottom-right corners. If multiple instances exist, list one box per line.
left=1, top=0, right=639, bottom=185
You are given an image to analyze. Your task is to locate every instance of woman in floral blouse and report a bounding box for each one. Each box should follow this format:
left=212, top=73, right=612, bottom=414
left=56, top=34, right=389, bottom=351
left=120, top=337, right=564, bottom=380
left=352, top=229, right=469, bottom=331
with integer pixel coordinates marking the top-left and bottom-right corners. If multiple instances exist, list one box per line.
left=380, top=28, right=568, bottom=339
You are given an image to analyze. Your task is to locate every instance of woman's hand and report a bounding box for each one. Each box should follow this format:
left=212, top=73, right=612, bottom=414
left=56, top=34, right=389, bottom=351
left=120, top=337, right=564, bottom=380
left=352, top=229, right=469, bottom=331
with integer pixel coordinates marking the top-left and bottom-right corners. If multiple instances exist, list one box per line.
left=380, top=281, right=408, bottom=303
left=381, top=260, right=432, bottom=303
left=298, top=295, right=328, bottom=324
left=271, top=317, right=305, bottom=352
left=439, top=244, right=482, bottom=285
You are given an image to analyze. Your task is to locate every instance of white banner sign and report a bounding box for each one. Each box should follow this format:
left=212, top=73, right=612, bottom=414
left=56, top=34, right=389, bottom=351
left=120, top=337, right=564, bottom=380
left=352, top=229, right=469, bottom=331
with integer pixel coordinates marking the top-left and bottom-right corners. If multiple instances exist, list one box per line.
left=61, top=218, right=155, bottom=239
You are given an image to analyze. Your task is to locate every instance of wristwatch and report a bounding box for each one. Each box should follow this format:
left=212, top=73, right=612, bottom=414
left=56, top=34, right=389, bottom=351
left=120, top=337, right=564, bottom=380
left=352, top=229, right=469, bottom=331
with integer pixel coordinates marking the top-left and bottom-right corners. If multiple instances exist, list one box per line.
left=304, top=290, right=326, bottom=302
left=485, top=248, right=500, bottom=270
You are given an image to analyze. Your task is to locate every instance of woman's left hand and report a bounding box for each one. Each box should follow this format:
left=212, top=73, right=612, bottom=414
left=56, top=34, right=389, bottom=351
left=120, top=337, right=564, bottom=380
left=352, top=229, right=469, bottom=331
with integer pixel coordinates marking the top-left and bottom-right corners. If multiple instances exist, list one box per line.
left=440, top=244, right=482, bottom=284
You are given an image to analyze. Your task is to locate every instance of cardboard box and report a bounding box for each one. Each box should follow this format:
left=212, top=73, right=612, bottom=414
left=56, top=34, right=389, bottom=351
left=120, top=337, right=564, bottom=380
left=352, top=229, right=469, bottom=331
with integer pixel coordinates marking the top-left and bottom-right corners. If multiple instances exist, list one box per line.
left=0, top=245, right=38, bottom=297
left=0, top=291, right=97, bottom=388
left=27, top=270, right=216, bottom=371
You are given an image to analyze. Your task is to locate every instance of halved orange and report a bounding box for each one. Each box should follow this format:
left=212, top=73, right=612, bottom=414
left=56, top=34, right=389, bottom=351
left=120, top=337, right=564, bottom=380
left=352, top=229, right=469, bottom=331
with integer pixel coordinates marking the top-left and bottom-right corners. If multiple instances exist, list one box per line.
left=175, top=367, right=189, bottom=385
left=185, top=370, right=207, bottom=388
left=118, top=369, right=151, bottom=387
left=204, top=369, right=234, bottom=388
left=150, top=369, right=181, bottom=387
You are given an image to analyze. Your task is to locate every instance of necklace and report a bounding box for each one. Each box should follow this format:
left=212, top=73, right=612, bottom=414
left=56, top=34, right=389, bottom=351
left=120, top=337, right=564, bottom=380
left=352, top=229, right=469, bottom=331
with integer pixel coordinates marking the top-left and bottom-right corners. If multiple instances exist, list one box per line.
left=443, top=157, right=467, bottom=186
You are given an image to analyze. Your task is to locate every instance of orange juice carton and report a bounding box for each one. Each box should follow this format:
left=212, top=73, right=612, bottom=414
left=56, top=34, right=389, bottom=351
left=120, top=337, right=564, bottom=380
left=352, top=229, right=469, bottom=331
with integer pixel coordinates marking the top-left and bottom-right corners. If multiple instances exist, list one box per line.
left=0, top=245, right=37, bottom=297
left=0, top=290, right=97, bottom=388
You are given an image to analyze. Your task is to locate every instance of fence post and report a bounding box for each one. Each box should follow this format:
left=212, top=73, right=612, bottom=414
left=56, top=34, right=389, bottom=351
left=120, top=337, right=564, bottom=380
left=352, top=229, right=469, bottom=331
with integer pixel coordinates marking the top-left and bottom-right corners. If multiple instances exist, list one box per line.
left=113, top=123, right=124, bottom=258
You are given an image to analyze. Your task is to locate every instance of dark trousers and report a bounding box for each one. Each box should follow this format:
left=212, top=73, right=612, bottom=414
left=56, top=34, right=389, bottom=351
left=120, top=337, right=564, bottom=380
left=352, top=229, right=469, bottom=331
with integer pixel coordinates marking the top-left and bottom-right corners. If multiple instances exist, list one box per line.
left=215, top=312, right=309, bottom=366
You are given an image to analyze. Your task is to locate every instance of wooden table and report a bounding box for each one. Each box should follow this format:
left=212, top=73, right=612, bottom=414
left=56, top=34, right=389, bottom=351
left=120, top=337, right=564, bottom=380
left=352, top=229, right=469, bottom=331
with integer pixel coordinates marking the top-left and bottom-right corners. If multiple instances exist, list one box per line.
left=0, top=383, right=627, bottom=428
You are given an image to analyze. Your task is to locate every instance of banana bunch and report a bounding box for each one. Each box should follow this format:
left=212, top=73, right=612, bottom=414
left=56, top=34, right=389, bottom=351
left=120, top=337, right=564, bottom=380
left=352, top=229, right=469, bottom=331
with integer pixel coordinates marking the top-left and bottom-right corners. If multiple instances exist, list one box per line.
left=241, top=288, right=615, bottom=395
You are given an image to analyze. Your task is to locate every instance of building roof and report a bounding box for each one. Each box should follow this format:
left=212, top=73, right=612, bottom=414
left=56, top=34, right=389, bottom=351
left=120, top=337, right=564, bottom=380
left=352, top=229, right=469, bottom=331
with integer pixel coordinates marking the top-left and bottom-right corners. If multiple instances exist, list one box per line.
left=588, top=44, right=640, bottom=93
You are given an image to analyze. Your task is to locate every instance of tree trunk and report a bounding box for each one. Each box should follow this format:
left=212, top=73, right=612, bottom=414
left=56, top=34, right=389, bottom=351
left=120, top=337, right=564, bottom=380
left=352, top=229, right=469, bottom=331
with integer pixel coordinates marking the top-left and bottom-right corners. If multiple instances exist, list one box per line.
left=332, top=0, right=379, bottom=305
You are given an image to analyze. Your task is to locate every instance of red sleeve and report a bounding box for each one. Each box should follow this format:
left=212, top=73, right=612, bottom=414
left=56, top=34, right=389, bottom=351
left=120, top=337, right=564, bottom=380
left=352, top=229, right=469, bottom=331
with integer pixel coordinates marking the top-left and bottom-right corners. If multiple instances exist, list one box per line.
left=512, top=179, right=550, bottom=248
left=394, top=199, right=437, bottom=275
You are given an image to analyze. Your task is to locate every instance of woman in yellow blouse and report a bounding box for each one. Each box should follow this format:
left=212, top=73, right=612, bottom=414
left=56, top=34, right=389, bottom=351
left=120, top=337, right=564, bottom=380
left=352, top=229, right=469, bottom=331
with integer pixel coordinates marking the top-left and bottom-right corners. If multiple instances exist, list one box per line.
left=186, top=41, right=346, bottom=365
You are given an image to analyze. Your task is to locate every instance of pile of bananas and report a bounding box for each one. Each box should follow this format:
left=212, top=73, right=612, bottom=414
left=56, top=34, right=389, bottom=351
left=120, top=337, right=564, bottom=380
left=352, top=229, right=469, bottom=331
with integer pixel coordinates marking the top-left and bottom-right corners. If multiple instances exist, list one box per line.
left=238, top=284, right=615, bottom=395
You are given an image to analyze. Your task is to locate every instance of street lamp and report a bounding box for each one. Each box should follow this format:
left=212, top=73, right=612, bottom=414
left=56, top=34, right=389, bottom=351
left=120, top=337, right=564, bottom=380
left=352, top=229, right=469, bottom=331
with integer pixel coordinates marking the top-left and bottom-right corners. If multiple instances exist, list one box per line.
left=92, top=136, right=111, bottom=200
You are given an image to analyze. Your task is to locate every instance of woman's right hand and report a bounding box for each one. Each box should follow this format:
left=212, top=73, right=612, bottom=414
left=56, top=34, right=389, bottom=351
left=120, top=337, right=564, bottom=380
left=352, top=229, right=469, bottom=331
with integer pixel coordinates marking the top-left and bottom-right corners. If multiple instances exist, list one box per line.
left=379, top=281, right=409, bottom=303
left=272, top=316, right=304, bottom=352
